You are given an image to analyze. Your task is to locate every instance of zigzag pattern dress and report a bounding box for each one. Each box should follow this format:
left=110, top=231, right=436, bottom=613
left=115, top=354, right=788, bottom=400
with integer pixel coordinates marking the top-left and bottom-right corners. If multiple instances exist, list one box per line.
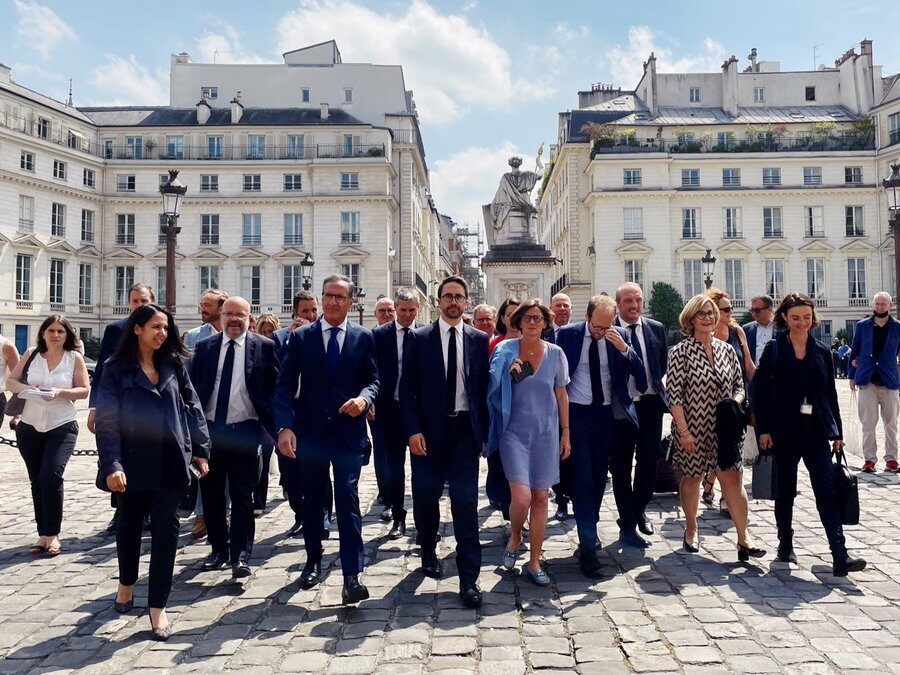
left=665, top=336, right=745, bottom=477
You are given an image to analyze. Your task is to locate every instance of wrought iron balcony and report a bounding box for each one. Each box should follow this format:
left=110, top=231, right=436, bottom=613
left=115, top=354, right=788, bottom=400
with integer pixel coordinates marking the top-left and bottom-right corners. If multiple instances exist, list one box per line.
left=590, top=132, right=875, bottom=157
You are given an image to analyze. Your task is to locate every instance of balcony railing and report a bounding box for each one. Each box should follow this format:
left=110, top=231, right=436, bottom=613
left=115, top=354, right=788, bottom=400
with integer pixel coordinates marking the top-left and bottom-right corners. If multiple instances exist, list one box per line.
left=551, top=273, right=569, bottom=297
left=341, top=233, right=361, bottom=244
left=282, top=304, right=293, bottom=315
left=18, top=219, right=34, bottom=232
left=79, top=304, right=96, bottom=313
left=16, top=300, right=34, bottom=310
left=250, top=304, right=260, bottom=315
left=50, top=302, right=65, bottom=311
left=812, top=297, right=828, bottom=307
left=283, top=235, right=303, bottom=246
left=242, top=236, right=262, bottom=246
left=849, top=298, right=869, bottom=307
left=591, top=132, right=875, bottom=157
left=415, top=273, right=428, bottom=296
left=0, top=113, right=97, bottom=157
left=100, top=145, right=387, bottom=161
left=113, top=305, right=130, bottom=315
left=316, top=144, right=385, bottom=159
left=889, top=130, right=900, bottom=148
left=392, top=271, right=414, bottom=287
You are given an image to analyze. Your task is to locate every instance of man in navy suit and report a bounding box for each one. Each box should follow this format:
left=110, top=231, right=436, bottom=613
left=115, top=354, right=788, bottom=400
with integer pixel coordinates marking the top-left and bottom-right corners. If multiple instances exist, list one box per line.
left=275, top=274, right=379, bottom=605
left=556, top=295, right=646, bottom=576
left=190, top=297, right=279, bottom=580
left=741, top=295, right=776, bottom=366
left=371, top=288, right=420, bottom=538
left=612, top=282, right=668, bottom=546
left=87, top=282, right=154, bottom=534
left=400, top=275, right=489, bottom=608
left=272, top=290, right=319, bottom=354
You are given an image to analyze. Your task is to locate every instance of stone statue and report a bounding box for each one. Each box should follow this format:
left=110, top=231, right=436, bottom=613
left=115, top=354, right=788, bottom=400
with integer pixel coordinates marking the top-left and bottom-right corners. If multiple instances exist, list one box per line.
left=483, top=151, right=544, bottom=248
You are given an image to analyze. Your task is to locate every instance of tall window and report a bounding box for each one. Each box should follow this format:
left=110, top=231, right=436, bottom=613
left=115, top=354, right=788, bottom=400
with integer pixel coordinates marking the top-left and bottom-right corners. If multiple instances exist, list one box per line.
left=200, top=174, right=218, bottom=192
left=201, top=214, right=219, bottom=246
left=763, top=207, right=783, bottom=238
left=723, top=207, right=741, bottom=238
left=116, top=214, right=135, bottom=245
left=806, top=258, right=825, bottom=299
left=300, top=89, right=310, bottom=103
left=199, top=266, right=219, bottom=291
left=287, top=134, right=305, bottom=158
left=716, top=132, right=735, bottom=149
left=762, top=167, right=781, bottom=186
left=724, top=259, right=744, bottom=302
left=623, top=169, right=641, bottom=186
left=125, top=136, right=142, bottom=159
left=154, top=267, right=168, bottom=307
left=805, top=86, right=816, bottom=101
left=18, top=195, right=34, bottom=230
left=765, top=259, right=784, bottom=300
left=803, top=166, right=822, bottom=186
left=283, top=265, right=301, bottom=305
left=754, top=87, right=765, bottom=102
left=49, top=259, right=64, bottom=304
left=165, top=136, right=184, bottom=159
left=805, top=206, right=824, bottom=237
left=114, top=266, right=134, bottom=306
left=20, top=151, right=34, bottom=171
left=78, top=263, right=93, bottom=306
left=283, top=174, right=302, bottom=191
left=15, top=254, right=32, bottom=301
left=36, top=118, right=50, bottom=139
left=51, top=203, right=65, bottom=237
left=81, top=209, right=94, bottom=243
left=341, top=263, right=360, bottom=286
left=845, top=206, right=864, bottom=236
left=207, top=135, right=223, bottom=159
left=158, top=215, right=167, bottom=246
left=681, top=208, right=699, bottom=238
left=343, top=134, right=357, bottom=156
left=681, top=169, right=700, bottom=187
left=284, top=213, right=303, bottom=245
left=117, top=174, right=135, bottom=191
left=845, top=166, right=863, bottom=184
left=240, top=266, right=261, bottom=307
left=847, top=258, right=867, bottom=300
left=623, top=208, right=643, bottom=240
left=722, top=168, right=741, bottom=187
left=83, top=168, right=95, bottom=188
left=683, top=260, right=702, bottom=297
left=248, top=135, right=266, bottom=159
left=242, top=214, right=262, bottom=246
left=344, top=88, right=353, bottom=103
left=689, top=87, right=701, bottom=102
left=341, top=211, right=360, bottom=243
left=53, top=160, right=66, bottom=180
left=890, top=113, right=900, bottom=145
left=340, top=172, right=359, bottom=190
left=624, top=260, right=643, bottom=288
left=243, top=174, right=261, bottom=191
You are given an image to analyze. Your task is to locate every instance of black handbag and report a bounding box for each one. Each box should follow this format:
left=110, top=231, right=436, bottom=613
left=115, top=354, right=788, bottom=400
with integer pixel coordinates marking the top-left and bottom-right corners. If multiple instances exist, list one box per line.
left=5, top=350, right=40, bottom=418
left=751, top=451, right=777, bottom=500
left=832, top=448, right=860, bottom=526
left=654, top=434, right=681, bottom=493
left=715, top=397, right=748, bottom=469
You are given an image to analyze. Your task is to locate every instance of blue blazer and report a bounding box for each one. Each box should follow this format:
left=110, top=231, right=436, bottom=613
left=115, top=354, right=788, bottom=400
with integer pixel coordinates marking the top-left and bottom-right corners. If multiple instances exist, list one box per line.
left=848, top=316, right=900, bottom=389
left=556, top=322, right=646, bottom=427
left=486, top=340, right=519, bottom=456
left=189, top=331, right=279, bottom=442
left=96, top=356, right=211, bottom=490
left=400, top=320, right=489, bottom=447
left=615, top=316, right=668, bottom=406
left=274, top=319, right=379, bottom=455
left=89, top=317, right=127, bottom=407
left=272, top=326, right=291, bottom=354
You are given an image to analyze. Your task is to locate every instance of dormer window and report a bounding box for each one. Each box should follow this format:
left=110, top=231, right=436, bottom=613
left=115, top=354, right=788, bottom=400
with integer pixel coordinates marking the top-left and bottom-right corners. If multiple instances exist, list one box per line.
left=201, top=86, right=218, bottom=100
left=805, top=86, right=816, bottom=101
left=344, top=88, right=353, bottom=104
left=301, top=88, right=310, bottom=103
left=689, top=87, right=701, bottom=103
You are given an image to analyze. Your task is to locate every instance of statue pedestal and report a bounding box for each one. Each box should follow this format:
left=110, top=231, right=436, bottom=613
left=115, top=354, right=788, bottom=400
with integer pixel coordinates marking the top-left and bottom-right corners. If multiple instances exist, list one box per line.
left=482, top=244, right=557, bottom=308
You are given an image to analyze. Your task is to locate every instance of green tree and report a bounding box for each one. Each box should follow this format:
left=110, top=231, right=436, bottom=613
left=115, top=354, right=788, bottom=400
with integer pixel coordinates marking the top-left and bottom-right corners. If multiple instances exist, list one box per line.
left=648, top=281, right=684, bottom=341
left=82, top=336, right=101, bottom=361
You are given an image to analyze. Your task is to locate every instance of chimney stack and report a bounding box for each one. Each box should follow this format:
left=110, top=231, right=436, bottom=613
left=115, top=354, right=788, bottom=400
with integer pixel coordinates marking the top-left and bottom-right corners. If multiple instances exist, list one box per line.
left=197, top=98, right=211, bottom=125
left=0, top=63, right=10, bottom=84
left=320, top=103, right=330, bottom=120
left=230, top=91, right=243, bottom=124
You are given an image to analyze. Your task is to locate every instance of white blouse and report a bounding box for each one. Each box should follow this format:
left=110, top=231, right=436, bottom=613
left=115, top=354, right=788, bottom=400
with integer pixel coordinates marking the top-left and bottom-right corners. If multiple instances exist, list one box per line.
left=20, top=351, right=78, bottom=432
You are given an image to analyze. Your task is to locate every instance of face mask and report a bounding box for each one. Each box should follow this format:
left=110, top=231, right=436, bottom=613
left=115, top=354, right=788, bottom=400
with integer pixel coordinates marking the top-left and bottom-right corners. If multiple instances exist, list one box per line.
left=874, top=310, right=890, bottom=319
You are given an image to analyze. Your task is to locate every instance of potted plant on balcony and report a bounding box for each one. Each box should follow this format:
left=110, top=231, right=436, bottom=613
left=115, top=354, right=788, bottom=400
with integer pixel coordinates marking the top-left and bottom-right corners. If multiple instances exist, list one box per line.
left=144, top=138, right=157, bottom=157
left=810, top=121, right=836, bottom=150
left=366, top=146, right=384, bottom=157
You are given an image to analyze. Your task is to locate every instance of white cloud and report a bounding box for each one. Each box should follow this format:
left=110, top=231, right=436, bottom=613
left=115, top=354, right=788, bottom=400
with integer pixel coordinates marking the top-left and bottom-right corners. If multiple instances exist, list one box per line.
left=431, top=141, right=536, bottom=227
left=554, top=22, right=588, bottom=41
left=195, top=23, right=276, bottom=64
left=87, top=55, right=168, bottom=106
left=605, top=26, right=727, bottom=87
left=462, top=0, right=478, bottom=10
left=275, top=0, right=554, bottom=125
left=13, top=0, right=77, bottom=59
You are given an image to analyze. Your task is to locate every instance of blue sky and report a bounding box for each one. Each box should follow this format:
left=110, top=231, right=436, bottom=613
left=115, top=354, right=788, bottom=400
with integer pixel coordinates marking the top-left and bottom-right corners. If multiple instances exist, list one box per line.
left=2, top=0, right=898, bottom=228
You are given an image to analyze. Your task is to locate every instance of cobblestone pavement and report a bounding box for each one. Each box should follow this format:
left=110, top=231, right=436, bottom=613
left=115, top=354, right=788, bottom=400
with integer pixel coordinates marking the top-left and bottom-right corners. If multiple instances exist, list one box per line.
left=1, top=380, right=899, bottom=674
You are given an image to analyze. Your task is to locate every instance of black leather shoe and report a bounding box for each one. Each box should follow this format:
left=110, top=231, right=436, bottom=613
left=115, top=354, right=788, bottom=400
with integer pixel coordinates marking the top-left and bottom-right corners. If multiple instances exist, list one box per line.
left=106, top=511, right=120, bottom=535
left=620, top=529, right=650, bottom=548
left=833, top=556, right=867, bottom=577
left=737, top=543, right=767, bottom=562
left=379, top=506, right=393, bottom=523
left=113, top=598, right=133, bottom=614
left=201, top=551, right=230, bottom=571
left=321, top=526, right=331, bottom=540
left=579, top=549, right=605, bottom=578
left=637, top=518, right=654, bottom=536
left=420, top=554, right=444, bottom=579
left=232, top=561, right=252, bottom=579
left=151, top=625, right=172, bottom=642
left=287, top=519, right=303, bottom=538
left=555, top=502, right=569, bottom=521
left=142, top=514, right=151, bottom=532
left=342, top=575, right=370, bottom=604
left=459, top=585, right=483, bottom=608
left=776, top=542, right=797, bottom=564
left=300, top=561, right=321, bottom=589
left=388, top=521, right=406, bottom=540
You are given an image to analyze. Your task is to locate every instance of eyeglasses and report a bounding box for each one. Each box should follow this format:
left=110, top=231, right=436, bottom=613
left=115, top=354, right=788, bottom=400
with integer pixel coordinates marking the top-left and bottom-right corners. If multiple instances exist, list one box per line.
left=323, top=293, right=350, bottom=303
left=440, top=294, right=468, bottom=304
left=521, top=315, right=544, bottom=324
left=222, top=312, right=249, bottom=320
left=719, top=306, right=733, bottom=313
left=589, top=323, right=613, bottom=332
left=697, top=310, right=717, bottom=319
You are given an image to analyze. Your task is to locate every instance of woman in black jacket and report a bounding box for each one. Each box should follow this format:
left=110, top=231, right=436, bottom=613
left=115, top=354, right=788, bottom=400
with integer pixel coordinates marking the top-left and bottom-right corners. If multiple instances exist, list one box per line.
left=96, top=304, right=210, bottom=641
left=753, top=293, right=866, bottom=577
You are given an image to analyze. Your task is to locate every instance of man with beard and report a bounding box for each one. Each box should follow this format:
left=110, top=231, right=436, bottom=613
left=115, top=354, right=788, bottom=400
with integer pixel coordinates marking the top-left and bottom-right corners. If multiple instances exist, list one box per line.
left=185, top=289, right=228, bottom=350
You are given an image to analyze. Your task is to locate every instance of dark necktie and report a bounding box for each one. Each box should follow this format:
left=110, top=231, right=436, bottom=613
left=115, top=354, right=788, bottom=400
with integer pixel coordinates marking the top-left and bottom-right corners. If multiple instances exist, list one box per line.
left=214, top=339, right=235, bottom=426
left=628, top=323, right=644, bottom=364
left=326, top=326, right=341, bottom=373
left=588, top=338, right=605, bottom=406
left=395, top=327, right=411, bottom=400
left=446, top=326, right=458, bottom=414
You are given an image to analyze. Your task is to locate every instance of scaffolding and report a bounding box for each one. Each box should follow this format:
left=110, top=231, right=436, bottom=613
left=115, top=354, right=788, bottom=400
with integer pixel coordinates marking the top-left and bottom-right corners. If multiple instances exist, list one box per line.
left=455, top=224, right=486, bottom=307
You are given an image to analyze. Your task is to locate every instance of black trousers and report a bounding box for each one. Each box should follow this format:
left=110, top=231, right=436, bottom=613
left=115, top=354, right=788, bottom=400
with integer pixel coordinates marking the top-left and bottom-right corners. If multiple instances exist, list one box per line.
left=774, top=424, right=846, bottom=558
left=373, top=401, right=409, bottom=521
left=411, top=414, right=482, bottom=589
left=552, top=455, right=574, bottom=509
left=116, top=486, right=182, bottom=608
left=253, top=444, right=275, bottom=511
left=569, top=404, right=613, bottom=549
left=610, top=395, right=664, bottom=531
left=369, top=418, right=389, bottom=501
left=16, top=420, right=78, bottom=537
left=278, top=452, right=333, bottom=526
left=485, top=452, right=511, bottom=519
left=201, top=421, right=260, bottom=564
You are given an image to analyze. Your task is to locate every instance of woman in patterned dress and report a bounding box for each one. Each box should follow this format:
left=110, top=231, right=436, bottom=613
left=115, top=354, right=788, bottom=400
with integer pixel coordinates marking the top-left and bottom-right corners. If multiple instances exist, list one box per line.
left=666, top=294, right=765, bottom=561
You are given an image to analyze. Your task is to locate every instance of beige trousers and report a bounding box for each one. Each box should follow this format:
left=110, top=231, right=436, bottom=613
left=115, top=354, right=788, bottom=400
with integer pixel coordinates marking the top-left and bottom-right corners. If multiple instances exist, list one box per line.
left=857, top=384, right=899, bottom=462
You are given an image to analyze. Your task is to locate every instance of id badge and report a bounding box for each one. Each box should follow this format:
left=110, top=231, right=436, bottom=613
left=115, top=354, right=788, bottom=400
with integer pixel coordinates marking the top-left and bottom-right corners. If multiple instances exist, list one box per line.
left=800, top=399, right=813, bottom=416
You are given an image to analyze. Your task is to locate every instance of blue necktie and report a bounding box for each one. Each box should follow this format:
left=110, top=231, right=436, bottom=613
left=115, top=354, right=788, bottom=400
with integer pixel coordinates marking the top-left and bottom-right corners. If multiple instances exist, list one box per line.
left=214, top=340, right=235, bottom=426
left=327, top=326, right=341, bottom=373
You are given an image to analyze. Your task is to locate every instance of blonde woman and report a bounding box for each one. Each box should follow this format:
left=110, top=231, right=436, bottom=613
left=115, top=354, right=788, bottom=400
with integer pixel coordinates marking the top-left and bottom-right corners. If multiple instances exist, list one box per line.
left=255, top=314, right=281, bottom=340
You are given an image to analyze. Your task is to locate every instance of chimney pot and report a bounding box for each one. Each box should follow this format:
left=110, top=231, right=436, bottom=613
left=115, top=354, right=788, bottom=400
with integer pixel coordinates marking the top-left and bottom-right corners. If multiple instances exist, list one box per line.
left=320, top=103, right=330, bottom=119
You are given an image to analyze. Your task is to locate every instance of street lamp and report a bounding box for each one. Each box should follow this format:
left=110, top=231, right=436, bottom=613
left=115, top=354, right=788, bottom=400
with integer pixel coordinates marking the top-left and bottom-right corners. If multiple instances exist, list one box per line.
left=159, top=170, right=187, bottom=313
left=883, top=163, right=900, bottom=310
left=355, top=286, right=366, bottom=325
left=300, top=251, right=315, bottom=291
left=701, top=248, right=717, bottom=290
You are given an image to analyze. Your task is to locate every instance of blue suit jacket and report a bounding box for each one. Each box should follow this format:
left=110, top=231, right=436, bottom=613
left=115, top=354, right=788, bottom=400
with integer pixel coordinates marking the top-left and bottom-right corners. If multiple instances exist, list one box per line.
left=400, top=320, right=489, bottom=447
left=372, top=321, right=420, bottom=408
left=741, top=320, right=781, bottom=366
left=615, top=316, right=668, bottom=406
left=272, top=326, right=290, bottom=353
left=90, top=317, right=128, bottom=407
left=185, top=323, right=216, bottom=351
left=274, top=319, right=379, bottom=455
left=556, top=322, right=647, bottom=427
left=848, top=316, right=900, bottom=389
left=189, top=331, right=279, bottom=442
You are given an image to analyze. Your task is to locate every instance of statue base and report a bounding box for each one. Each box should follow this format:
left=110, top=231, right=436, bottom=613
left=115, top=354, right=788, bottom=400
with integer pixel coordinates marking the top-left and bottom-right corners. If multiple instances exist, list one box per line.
left=482, top=243, right=557, bottom=308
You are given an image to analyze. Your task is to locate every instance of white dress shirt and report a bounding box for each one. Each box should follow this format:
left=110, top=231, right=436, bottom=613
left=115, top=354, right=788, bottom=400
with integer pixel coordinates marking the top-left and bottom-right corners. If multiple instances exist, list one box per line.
left=205, top=332, right=258, bottom=425
left=567, top=329, right=612, bottom=406
left=394, top=320, right=413, bottom=401
left=439, top=317, right=469, bottom=412
left=754, top=321, right=774, bottom=364
left=618, top=317, right=656, bottom=398
left=20, top=351, right=78, bottom=432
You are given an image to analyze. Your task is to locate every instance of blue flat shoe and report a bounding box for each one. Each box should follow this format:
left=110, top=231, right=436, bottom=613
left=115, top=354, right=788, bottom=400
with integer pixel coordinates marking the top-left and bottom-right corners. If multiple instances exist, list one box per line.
left=501, top=547, right=517, bottom=571
left=522, top=563, right=551, bottom=586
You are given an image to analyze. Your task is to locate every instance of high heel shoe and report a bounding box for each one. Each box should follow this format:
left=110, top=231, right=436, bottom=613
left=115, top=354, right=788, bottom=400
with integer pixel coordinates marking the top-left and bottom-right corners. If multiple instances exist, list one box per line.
left=113, top=598, right=133, bottom=614
left=151, top=625, right=172, bottom=642
left=682, top=533, right=699, bottom=553
left=737, top=542, right=766, bottom=562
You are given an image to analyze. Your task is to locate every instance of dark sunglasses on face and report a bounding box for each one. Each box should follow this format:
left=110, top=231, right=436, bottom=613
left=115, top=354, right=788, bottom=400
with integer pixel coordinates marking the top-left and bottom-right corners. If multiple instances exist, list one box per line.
left=719, top=306, right=733, bottom=313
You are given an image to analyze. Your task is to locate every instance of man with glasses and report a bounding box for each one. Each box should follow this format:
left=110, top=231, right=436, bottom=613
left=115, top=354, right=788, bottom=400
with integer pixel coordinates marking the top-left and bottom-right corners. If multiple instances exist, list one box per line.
left=373, top=297, right=397, bottom=327
left=742, top=295, right=776, bottom=366
left=400, top=275, right=489, bottom=608
left=190, top=297, right=279, bottom=580
left=556, top=296, right=646, bottom=576
left=275, top=275, right=378, bottom=604
left=472, top=304, right=498, bottom=337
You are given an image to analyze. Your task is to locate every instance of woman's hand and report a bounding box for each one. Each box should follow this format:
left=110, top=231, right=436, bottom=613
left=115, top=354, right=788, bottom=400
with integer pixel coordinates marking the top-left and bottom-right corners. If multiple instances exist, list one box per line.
left=831, top=440, right=845, bottom=453
left=559, top=429, right=571, bottom=460
left=679, top=432, right=697, bottom=454
left=192, top=457, right=209, bottom=477
left=509, top=358, right=523, bottom=376
left=759, top=434, right=773, bottom=451
left=106, top=471, right=126, bottom=493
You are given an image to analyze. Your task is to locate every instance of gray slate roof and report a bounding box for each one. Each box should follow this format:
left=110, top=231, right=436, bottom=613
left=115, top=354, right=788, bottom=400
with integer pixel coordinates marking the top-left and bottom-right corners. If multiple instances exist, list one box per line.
left=78, top=106, right=367, bottom=127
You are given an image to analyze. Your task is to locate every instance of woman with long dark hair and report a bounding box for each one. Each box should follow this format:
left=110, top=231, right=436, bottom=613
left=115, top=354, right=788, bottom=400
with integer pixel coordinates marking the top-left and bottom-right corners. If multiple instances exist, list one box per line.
left=7, top=314, right=89, bottom=557
left=96, top=304, right=210, bottom=641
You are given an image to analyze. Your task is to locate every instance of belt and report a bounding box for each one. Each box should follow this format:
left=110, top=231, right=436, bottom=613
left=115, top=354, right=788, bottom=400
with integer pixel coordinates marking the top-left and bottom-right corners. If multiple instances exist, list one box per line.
left=446, top=410, right=470, bottom=418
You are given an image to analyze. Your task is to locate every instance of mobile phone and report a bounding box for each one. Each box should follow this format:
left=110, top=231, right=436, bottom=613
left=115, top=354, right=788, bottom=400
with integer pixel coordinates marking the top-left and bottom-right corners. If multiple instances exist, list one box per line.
left=188, top=464, right=202, bottom=480
left=511, top=361, right=534, bottom=384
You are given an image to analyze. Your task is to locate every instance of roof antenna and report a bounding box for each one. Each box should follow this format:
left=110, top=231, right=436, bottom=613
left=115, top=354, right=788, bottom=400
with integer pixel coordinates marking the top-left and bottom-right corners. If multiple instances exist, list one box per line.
left=66, top=78, right=73, bottom=107
left=813, top=43, right=824, bottom=70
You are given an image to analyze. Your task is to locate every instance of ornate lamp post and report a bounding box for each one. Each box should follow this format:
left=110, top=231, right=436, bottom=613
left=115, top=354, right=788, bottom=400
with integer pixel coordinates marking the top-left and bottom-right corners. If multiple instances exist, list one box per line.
left=355, top=286, right=366, bottom=325
left=300, top=251, right=315, bottom=291
left=159, top=170, right=187, bottom=313
left=701, top=248, right=717, bottom=290
left=883, top=163, right=900, bottom=309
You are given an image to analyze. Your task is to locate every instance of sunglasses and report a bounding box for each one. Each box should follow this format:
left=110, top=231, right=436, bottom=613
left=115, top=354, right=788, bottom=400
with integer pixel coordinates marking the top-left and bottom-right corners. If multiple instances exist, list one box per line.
left=719, top=306, right=733, bottom=313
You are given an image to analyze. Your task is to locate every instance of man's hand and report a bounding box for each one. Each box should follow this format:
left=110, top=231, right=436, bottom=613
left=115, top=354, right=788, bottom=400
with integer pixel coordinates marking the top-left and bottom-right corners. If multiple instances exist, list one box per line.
left=832, top=439, right=845, bottom=453
left=849, top=380, right=857, bottom=392
left=87, top=409, right=96, bottom=434
left=291, top=318, right=310, bottom=330
left=339, top=397, right=367, bottom=418
left=409, top=433, right=427, bottom=456
left=604, top=329, right=628, bottom=354
left=192, top=457, right=209, bottom=477
left=759, top=433, right=773, bottom=451
left=106, top=471, right=126, bottom=493
left=277, top=428, right=297, bottom=459
left=366, top=404, right=376, bottom=422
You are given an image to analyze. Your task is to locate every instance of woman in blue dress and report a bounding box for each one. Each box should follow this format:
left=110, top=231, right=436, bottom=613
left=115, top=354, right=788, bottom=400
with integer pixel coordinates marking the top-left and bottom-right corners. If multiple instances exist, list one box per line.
left=488, top=299, right=570, bottom=585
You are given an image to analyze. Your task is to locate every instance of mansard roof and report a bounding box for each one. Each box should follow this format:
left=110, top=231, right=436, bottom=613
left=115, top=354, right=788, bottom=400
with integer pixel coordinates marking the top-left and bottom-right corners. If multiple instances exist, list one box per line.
left=78, top=106, right=367, bottom=128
